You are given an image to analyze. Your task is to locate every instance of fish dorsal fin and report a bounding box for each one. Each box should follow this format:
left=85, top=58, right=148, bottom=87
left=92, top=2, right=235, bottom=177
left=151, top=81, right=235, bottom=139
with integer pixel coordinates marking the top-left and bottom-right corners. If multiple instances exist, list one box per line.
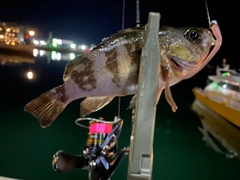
left=95, top=28, right=144, bottom=50
left=111, top=27, right=143, bottom=37
left=63, top=28, right=144, bottom=83
left=63, top=54, right=86, bottom=82
left=80, top=96, right=115, bottom=117
left=105, top=27, right=143, bottom=40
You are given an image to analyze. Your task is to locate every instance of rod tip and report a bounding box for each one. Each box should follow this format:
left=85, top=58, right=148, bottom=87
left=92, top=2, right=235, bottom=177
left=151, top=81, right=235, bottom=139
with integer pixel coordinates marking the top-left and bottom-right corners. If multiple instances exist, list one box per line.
left=211, top=20, right=218, bottom=25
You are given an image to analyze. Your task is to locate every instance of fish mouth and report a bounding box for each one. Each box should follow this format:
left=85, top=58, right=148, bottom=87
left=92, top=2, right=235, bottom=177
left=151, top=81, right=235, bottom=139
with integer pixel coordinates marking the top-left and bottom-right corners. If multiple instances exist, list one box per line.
left=167, top=55, right=199, bottom=72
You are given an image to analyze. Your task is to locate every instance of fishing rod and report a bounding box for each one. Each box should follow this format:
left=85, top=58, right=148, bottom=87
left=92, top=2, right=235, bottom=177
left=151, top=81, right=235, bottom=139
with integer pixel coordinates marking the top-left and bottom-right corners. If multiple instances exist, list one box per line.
left=52, top=116, right=129, bottom=180
left=50, top=1, right=222, bottom=180
left=51, top=1, right=140, bottom=179
left=136, top=0, right=141, bottom=27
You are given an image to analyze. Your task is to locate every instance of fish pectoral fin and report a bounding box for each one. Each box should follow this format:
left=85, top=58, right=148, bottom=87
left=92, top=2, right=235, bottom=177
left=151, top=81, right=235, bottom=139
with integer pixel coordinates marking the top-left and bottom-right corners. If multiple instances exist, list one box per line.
left=127, top=95, right=137, bottom=110
left=80, top=96, right=115, bottom=117
left=164, top=78, right=178, bottom=112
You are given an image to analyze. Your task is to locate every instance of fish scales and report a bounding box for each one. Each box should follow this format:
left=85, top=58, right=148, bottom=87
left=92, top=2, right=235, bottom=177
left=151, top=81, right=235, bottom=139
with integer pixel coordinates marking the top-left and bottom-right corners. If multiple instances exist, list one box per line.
left=24, top=26, right=218, bottom=128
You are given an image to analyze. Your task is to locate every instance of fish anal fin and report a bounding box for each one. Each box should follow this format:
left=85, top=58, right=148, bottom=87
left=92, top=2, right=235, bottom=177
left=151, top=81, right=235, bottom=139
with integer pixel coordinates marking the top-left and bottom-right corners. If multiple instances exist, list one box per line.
left=24, top=90, right=67, bottom=128
left=128, top=94, right=137, bottom=110
left=80, top=96, right=115, bottom=117
left=156, top=88, right=163, bottom=105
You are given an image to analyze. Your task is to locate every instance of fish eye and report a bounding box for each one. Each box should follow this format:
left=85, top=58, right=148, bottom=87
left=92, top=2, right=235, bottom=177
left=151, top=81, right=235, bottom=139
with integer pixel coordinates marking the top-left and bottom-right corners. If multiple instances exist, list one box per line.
left=184, top=28, right=201, bottom=43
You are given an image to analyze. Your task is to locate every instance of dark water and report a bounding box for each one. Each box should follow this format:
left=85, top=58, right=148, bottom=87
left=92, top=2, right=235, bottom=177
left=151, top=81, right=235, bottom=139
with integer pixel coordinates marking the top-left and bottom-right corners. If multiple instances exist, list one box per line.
left=0, top=53, right=240, bottom=180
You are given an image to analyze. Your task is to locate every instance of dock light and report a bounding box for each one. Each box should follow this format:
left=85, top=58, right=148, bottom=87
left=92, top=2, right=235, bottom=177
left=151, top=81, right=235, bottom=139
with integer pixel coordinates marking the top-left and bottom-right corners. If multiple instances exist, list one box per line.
left=57, top=39, right=62, bottom=45
left=29, top=31, right=35, bottom=36
left=33, top=49, right=38, bottom=57
left=56, top=53, right=61, bottom=61
left=40, top=40, right=46, bottom=46
left=70, top=44, right=76, bottom=49
left=80, top=45, right=86, bottom=50
left=70, top=53, right=75, bottom=60
left=39, top=50, right=45, bottom=57
left=27, top=71, right=33, bottom=80
left=51, top=51, right=57, bottom=60
left=51, top=51, right=61, bottom=61
left=52, top=42, right=57, bottom=47
left=33, top=40, right=39, bottom=45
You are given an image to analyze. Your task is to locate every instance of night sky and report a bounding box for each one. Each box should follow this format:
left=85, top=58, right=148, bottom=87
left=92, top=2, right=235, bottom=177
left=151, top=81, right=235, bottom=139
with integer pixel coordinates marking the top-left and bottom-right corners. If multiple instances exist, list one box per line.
left=0, top=0, right=239, bottom=68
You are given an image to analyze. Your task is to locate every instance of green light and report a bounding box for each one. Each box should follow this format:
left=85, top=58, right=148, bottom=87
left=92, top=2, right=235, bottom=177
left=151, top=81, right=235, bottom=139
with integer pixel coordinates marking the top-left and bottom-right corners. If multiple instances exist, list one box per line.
left=51, top=51, right=57, bottom=60
left=52, top=42, right=57, bottom=47
left=222, top=72, right=228, bottom=77
left=212, top=82, right=218, bottom=88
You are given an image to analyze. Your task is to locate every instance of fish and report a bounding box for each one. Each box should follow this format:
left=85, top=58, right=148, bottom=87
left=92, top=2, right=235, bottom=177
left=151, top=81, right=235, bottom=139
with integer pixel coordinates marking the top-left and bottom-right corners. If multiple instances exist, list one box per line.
left=24, top=23, right=221, bottom=128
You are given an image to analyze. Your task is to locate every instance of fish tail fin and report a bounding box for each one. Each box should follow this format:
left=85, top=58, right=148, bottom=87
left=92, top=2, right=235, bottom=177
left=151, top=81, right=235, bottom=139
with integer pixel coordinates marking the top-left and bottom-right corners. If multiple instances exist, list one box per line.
left=24, top=89, right=67, bottom=128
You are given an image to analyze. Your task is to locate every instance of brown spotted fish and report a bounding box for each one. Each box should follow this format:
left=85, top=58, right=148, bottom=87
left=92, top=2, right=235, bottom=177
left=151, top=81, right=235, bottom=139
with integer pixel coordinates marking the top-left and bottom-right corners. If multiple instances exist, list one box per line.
left=24, top=24, right=220, bottom=128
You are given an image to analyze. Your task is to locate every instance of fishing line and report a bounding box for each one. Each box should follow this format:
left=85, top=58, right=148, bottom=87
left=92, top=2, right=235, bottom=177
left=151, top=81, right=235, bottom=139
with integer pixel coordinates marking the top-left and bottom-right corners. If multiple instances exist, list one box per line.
left=122, top=0, right=126, bottom=30
left=136, top=0, right=141, bottom=27
left=205, top=0, right=211, bottom=25
left=118, top=0, right=126, bottom=118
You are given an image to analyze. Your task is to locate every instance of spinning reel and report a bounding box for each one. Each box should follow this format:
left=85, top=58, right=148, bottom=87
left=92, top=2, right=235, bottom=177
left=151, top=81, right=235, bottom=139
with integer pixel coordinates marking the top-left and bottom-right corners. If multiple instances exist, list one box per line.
left=52, top=116, right=129, bottom=180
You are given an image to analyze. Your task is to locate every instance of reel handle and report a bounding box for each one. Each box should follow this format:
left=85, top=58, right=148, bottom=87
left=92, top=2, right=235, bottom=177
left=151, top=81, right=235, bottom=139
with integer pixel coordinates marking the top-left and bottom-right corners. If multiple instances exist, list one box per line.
left=52, top=150, right=87, bottom=173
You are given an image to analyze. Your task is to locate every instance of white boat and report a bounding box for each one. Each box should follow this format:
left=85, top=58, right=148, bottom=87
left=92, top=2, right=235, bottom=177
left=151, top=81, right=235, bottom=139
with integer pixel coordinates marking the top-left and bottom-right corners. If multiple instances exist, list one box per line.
left=192, top=61, right=240, bottom=127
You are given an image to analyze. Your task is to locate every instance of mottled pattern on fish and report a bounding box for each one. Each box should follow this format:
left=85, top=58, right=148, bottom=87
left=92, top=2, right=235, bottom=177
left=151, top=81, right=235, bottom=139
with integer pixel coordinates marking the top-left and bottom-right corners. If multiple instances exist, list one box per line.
left=64, top=29, right=144, bottom=97
left=24, top=26, right=216, bottom=128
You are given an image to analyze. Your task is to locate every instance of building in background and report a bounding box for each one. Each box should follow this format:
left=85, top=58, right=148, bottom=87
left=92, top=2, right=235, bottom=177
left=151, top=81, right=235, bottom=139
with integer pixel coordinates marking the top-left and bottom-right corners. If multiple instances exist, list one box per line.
left=0, top=22, right=35, bottom=45
left=49, top=37, right=94, bottom=53
left=49, top=38, right=77, bottom=50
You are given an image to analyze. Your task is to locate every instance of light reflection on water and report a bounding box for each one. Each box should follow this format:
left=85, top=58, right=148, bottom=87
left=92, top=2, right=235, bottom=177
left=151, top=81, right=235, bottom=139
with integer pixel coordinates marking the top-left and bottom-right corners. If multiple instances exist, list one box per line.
left=192, top=100, right=240, bottom=160
left=33, top=48, right=76, bottom=61
left=0, top=48, right=240, bottom=161
left=0, top=48, right=78, bottom=66
left=29, top=47, right=240, bottom=161
left=1, top=48, right=240, bottom=179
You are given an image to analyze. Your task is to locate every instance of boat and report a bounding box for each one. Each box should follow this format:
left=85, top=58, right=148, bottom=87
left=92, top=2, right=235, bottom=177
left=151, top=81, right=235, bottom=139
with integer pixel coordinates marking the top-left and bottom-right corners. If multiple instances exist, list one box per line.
left=191, top=59, right=240, bottom=159
left=192, top=60, right=240, bottom=128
